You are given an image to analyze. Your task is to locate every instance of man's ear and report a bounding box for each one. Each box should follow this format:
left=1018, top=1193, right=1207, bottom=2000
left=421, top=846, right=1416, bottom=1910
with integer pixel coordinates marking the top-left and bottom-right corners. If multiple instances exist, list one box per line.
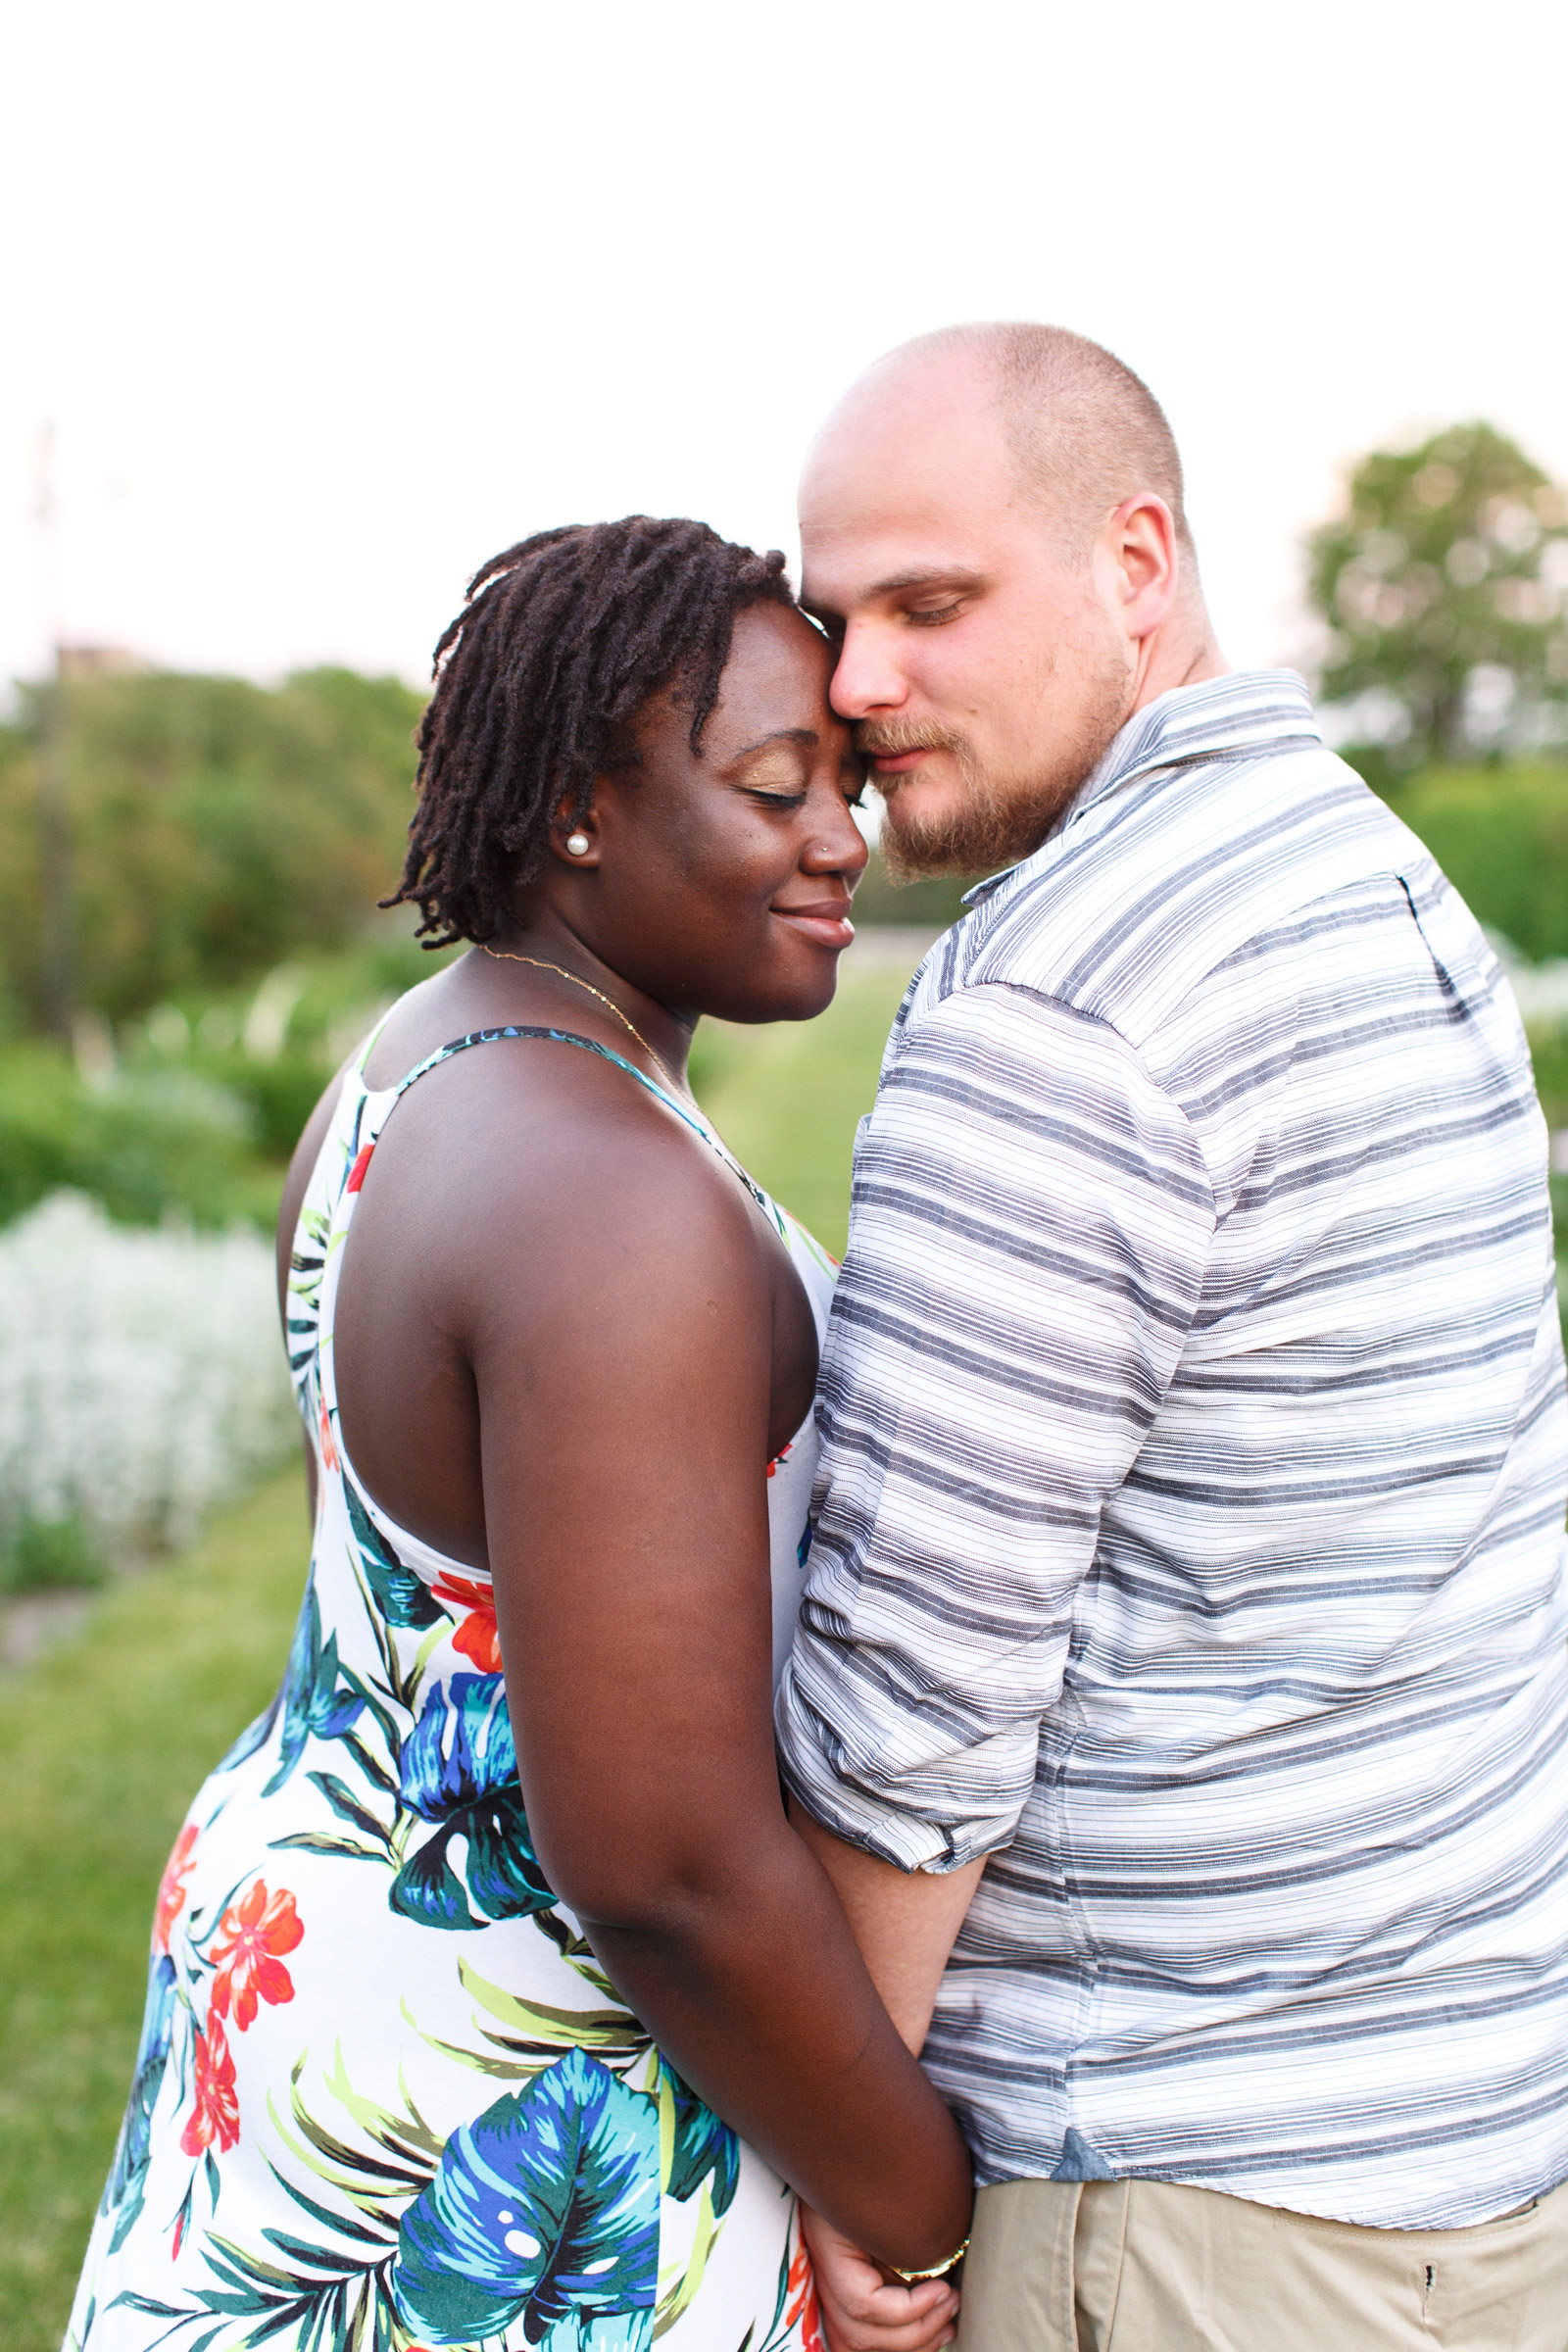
left=1107, top=495, right=1180, bottom=642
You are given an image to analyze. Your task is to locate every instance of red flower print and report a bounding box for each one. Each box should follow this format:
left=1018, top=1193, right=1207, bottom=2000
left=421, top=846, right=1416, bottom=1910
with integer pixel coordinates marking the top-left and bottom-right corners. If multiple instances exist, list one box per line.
left=784, top=2227, right=825, bottom=2352
left=153, top=1823, right=199, bottom=1956
left=345, top=1142, right=375, bottom=1194
left=210, top=1882, right=303, bottom=2031
left=432, top=1572, right=503, bottom=1674
left=179, top=2009, right=239, bottom=2156
left=318, top=1393, right=339, bottom=1473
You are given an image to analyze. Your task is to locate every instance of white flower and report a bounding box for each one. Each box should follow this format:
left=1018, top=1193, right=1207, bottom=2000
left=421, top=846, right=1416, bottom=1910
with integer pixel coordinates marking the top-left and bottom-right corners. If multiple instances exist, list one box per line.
left=0, top=1193, right=296, bottom=1555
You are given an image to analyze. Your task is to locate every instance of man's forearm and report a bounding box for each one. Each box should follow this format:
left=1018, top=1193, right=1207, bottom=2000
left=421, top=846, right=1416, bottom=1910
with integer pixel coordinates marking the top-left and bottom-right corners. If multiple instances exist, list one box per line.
left=788, top=1798, right=984, bottom=2055
left=576, top=1819, right=972, bottom=2272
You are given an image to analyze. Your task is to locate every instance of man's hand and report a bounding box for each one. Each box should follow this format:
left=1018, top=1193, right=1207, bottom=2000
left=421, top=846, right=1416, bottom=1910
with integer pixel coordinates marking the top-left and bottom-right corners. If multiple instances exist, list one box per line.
left=802, top=2206, right=959, bottom=2352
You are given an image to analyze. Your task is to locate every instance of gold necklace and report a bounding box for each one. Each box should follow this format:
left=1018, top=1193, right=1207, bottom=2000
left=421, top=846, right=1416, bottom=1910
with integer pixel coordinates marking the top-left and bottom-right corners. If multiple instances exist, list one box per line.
left=480, top=946, right=685, bottom=1099
left=479, top=944, right=775, bottom=1222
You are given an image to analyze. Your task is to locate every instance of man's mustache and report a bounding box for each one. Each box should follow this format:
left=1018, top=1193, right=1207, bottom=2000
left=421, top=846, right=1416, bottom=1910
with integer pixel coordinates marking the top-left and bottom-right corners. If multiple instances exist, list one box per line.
left=853, top=718, right=971, bottom=767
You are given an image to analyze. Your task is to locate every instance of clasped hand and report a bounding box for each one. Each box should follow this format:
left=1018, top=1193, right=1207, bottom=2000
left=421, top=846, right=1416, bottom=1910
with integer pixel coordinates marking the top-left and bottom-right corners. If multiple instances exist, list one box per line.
left=801, top=2207, right=960, bottom=2352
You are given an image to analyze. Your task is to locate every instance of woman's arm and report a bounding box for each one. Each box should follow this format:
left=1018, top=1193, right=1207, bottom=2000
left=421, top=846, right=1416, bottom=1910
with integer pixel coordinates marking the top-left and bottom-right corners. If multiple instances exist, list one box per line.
left=463, top=1104, right=972, bottom=2273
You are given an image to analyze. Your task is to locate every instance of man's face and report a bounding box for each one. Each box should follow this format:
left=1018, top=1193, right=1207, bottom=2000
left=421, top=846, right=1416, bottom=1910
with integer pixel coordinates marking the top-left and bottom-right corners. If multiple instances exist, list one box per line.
left=798, top=354, right=1136, bottom=877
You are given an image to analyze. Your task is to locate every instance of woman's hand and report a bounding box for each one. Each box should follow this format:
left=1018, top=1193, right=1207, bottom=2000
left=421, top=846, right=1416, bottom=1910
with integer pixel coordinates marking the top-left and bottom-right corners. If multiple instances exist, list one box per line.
left=802, top=2207, right=960, bottom=2352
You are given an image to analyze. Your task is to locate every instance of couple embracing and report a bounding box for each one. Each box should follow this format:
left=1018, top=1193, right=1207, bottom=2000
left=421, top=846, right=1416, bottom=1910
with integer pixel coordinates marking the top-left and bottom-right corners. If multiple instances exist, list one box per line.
left=74, top=328, right=1568, bottom=2352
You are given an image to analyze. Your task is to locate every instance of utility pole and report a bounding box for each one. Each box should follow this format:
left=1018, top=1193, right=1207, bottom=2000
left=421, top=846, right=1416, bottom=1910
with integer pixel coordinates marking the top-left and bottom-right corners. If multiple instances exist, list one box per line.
left=32, top=423, right=76, bottom=1044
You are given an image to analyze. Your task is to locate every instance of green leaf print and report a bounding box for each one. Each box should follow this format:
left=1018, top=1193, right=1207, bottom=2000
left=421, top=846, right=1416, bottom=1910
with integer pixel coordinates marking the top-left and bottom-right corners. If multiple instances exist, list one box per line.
left=344, top=1477, right=445, bottom=1631
left=307, top=1769, right=397, bottom=1853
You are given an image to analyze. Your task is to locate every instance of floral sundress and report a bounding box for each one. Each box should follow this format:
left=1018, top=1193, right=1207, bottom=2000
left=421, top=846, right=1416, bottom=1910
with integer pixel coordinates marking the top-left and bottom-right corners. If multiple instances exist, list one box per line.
left=68, top=1017, right=837, bottom=2352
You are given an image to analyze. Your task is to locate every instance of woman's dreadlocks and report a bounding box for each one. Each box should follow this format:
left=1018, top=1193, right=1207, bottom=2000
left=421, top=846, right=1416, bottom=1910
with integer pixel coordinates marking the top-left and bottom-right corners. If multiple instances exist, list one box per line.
left=384, top=516, right=797, bottom=948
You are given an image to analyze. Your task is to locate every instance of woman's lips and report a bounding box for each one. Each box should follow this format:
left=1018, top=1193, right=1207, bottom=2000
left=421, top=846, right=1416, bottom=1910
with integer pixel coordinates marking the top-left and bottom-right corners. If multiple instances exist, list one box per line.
left=771, top=904, right=856, bottom=950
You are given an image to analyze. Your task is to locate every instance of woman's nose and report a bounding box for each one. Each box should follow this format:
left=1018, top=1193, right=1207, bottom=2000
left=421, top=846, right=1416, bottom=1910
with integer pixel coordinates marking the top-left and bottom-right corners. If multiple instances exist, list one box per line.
left=803, top=804, right=870, bottom=878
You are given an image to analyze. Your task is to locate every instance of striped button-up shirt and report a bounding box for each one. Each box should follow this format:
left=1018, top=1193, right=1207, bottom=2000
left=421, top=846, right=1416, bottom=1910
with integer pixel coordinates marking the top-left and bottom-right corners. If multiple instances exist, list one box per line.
left=776, top=670, right=1568, bottom=2230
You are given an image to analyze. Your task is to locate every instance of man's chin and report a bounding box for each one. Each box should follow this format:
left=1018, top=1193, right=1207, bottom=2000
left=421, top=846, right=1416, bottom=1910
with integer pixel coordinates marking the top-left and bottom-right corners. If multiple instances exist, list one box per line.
left=880, top=820, right=985, bottom=884
left=880, top=794, right=1054, bottom=884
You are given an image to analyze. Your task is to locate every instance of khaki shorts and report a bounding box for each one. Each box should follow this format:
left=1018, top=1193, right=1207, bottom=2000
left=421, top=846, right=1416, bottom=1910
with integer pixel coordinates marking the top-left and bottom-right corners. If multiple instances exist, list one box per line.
left=955, top=2173, right=1568, bottom=2351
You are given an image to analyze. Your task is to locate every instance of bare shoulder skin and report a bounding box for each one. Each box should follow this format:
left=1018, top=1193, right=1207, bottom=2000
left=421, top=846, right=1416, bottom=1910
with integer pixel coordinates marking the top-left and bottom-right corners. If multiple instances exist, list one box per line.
left=272, top=604, right=973, bottom=2283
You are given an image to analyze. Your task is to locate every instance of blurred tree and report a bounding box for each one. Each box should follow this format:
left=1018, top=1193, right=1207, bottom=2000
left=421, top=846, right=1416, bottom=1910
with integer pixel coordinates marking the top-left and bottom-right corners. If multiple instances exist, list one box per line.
left=1308, top=423, right=1568, bottom=771
left=0, top=668, right=424, bottom=1030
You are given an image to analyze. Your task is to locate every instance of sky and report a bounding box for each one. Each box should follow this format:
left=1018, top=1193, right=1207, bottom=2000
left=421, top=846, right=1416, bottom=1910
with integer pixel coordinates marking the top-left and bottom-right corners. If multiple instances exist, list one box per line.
left=4, top=0, right=1565, bottom=701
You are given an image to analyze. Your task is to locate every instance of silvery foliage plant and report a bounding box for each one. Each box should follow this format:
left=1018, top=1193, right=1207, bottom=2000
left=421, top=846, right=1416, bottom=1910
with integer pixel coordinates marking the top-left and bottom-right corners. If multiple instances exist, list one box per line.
left=0, top=1192, right=295, bottom=1556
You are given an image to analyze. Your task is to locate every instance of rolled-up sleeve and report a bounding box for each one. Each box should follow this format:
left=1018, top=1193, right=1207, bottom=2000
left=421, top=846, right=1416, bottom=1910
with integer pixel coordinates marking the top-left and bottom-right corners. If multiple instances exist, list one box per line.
left=775, top=981, right=1215, bottom=1872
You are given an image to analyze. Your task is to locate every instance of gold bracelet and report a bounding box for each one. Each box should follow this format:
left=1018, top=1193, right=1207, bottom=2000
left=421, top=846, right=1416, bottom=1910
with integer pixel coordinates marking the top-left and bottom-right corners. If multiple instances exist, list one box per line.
left=887, top=2235, right=969, bottom=2284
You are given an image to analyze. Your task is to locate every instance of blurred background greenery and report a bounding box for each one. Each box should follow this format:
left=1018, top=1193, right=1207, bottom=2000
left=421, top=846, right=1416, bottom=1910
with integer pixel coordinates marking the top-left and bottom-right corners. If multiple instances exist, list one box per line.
left=4, top=418, right=1568, bottom=2346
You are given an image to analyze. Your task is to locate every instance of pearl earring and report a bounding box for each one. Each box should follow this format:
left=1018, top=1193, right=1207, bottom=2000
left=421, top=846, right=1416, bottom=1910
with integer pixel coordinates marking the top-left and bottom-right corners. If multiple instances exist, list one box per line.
left=565, top=832, right=592, bottom=857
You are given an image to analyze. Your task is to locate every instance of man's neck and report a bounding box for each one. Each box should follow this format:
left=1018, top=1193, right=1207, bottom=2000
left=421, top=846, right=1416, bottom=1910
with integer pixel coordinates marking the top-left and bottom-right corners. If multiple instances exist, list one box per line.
left=1130, top=604, right=1229, bottom=717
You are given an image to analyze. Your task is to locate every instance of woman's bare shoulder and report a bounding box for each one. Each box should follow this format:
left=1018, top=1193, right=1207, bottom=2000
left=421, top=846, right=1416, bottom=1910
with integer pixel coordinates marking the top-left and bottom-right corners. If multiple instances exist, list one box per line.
left=357, top=1023, right=769, bottom=1333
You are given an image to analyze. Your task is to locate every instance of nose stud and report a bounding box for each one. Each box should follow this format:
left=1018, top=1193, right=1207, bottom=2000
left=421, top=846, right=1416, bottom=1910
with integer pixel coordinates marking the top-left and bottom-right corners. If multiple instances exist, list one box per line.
left=565, top=832, right=591, bottom=856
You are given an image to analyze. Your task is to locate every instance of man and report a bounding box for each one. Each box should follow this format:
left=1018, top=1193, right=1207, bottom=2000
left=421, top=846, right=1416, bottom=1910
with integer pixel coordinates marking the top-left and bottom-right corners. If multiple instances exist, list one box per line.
left=777, top=324, right=1568, bottom=2349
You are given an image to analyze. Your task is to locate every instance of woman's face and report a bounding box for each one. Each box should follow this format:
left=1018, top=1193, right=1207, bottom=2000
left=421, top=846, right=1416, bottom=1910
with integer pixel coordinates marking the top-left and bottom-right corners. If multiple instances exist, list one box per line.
left=556, top=603, right=870, bottom=1024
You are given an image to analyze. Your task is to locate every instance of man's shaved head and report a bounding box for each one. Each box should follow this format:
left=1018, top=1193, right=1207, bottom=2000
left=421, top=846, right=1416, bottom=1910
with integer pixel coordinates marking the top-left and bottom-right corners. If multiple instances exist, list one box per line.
left=840, top=322, right=1193, bottom=566
left=799, top=321, right=1222, bottom=880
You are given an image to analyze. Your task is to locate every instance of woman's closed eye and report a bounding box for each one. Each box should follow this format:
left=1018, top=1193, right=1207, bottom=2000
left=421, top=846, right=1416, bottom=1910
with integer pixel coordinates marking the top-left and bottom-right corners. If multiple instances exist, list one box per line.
left=737, top=751, right=810, bottom=805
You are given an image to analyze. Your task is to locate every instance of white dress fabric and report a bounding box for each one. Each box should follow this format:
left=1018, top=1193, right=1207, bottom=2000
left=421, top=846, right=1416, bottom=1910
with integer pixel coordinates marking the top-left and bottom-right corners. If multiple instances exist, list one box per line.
left=69, top=1016, right=837, bottom=2352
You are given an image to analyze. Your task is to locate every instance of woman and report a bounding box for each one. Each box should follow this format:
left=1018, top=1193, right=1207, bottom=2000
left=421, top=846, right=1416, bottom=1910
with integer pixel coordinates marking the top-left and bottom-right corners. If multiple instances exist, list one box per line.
left=70, top=518, right=971, bottom=2352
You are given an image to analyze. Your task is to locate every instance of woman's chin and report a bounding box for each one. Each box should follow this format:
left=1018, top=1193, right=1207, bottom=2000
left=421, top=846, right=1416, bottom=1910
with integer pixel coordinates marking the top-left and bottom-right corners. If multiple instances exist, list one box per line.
left=706, top=962, right=846, bottom=1028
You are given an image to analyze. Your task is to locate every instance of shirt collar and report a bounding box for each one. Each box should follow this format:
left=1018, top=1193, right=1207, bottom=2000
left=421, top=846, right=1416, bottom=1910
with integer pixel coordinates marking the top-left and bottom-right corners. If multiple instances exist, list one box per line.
left=960, top=669, right=1323, bottom=906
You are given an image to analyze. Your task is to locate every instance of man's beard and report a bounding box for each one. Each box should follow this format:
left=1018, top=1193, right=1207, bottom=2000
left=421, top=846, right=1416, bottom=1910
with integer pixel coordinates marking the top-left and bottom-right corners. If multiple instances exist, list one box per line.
left=861, top=656, right=1132, bottom=882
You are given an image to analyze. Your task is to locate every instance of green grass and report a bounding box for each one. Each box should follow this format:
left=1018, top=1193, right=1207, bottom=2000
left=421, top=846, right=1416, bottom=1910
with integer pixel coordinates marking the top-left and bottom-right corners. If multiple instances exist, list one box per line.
left=0, top=1466, right=312, bottom=2351
left=0, top=948, right=920, bottom=2349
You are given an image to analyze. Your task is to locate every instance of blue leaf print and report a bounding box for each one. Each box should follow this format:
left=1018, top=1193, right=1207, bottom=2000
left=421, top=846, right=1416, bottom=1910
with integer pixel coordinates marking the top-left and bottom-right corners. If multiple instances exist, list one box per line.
left=100, top=1953, right=178, bottom=2252
left=344, top=1475, right=445, bottom=1630
left=391, top=2049, right=659, bottom=2347
left=391, top=1675, right=555, bottom=1931
left=399, top=1673, right=514, bottom=1818
left=218, top=1578, right=368, bottom=1790
left=547, top=2317, right=653, bottom=2352
left=662, top=2061, right=740, bottom=2217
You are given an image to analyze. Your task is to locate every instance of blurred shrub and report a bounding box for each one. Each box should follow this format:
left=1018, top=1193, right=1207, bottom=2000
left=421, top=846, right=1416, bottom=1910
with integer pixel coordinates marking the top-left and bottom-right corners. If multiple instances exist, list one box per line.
left=851, top=849, right=980, bottom=930
left=1528, top=1033, right=1568, bottom=1135
left=0, top=1048, right=277, bottom=1230
left=0, top=666, right=423, bottom=1030
left=1379, top=763, right=1568, bottom=962
left=193, top=1050, right=332, bottom=1163
left=0, top=1513, right=107, bottom=1595
left=0, top=1192, right=295, bottom=1554
left=118, top=928, right=463, bottom=1169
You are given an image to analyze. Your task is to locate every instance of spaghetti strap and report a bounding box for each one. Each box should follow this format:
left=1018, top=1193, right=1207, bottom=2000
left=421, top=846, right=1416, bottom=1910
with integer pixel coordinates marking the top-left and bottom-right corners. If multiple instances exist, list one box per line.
left=390, top=1023, right=681, bottom=1112
left=388, top=1024, right=780, bottom=1224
